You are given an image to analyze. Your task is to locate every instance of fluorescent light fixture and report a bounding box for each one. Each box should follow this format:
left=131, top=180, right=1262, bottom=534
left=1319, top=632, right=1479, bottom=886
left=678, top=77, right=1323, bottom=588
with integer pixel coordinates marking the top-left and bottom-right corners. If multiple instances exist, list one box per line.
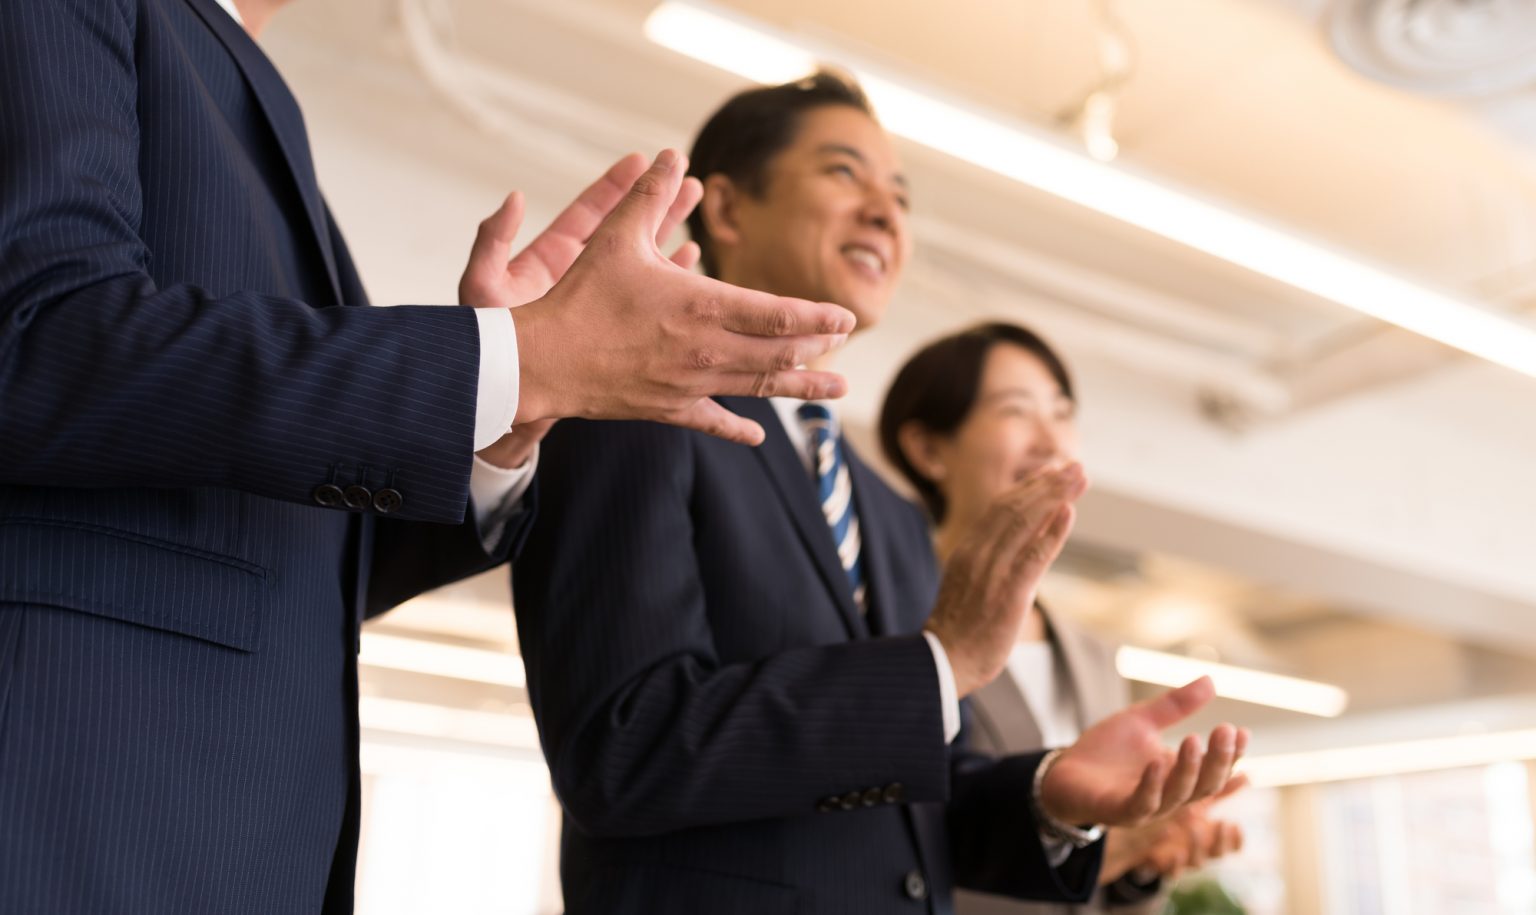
left=359, top=632, right=526, bottom=688
left=1116, top=645, right=1348, bottom=718
left=1243, top=728, right=1536, bottom=787
left=644, top=1, right=815, bottom=84
left=644, top=0, right=1536, bottom=381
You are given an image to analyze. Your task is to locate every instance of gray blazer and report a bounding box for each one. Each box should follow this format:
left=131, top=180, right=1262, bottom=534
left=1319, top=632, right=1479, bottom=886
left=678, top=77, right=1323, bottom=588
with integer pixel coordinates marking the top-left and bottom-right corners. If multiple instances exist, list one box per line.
left=954, top=609, right=1167, bottom=915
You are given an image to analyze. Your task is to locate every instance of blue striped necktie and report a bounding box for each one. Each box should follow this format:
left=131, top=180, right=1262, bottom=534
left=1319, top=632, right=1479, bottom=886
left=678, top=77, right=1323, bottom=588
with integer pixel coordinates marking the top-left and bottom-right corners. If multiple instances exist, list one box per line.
left=796, top=403, right=866, bottom=612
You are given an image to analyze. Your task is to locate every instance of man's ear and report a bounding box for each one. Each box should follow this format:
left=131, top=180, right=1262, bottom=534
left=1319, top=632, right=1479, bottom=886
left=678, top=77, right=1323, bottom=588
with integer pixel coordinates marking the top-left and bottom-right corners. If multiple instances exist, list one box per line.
left=699, top=173, right=743, bottom=256
left=898, top=421, right=947, bottom=484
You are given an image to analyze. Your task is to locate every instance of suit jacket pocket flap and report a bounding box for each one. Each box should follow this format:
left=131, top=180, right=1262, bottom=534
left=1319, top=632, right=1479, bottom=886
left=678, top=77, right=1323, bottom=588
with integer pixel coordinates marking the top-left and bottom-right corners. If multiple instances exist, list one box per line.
left=0, top=519, right=268, bottom=651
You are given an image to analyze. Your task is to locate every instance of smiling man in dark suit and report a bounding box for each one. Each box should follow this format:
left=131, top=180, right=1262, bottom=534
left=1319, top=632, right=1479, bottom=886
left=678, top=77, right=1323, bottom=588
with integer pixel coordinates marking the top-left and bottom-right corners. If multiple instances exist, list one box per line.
left=0, top=0, right=859, bottom=911
left=513, top=71, right=1249, bottom=914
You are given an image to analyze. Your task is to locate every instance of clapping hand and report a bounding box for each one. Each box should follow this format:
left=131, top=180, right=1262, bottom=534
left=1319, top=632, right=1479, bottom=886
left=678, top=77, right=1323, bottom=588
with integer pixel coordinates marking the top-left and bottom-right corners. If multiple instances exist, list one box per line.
left=1137, top=797, right=1246, bottom=880
left=461, top=153, right=704, bottom=468
left=466, top=149, right=856, bottom=450
left=925, top=463, right=1089, bottom=697
left=1099, top=777, right=1248, bottom=885
left=459, top=153, right=703, bottom=312
left=1039, top=677, right=1248, bottom=829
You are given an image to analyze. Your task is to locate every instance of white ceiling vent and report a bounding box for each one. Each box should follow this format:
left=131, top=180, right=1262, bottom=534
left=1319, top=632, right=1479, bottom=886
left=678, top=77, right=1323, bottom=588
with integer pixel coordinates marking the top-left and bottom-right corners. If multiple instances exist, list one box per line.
left=1327, top=0, right=1536, bottom=96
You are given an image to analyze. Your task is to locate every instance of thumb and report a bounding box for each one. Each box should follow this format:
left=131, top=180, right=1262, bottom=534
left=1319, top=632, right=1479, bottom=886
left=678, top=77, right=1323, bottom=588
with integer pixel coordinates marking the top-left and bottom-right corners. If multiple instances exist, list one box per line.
left=1138, top=676, right=1216, bottom=730
left=598, top=148, right=686, bottom=252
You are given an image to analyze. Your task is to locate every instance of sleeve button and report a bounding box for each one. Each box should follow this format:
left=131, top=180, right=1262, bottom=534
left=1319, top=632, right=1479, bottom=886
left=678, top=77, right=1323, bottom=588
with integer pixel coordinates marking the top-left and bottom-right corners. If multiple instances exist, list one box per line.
left=372, top=488, right=404, bottom=514
left=342, top=485, right=373, bottom=510
left=312, top=484, right=344, bottom=508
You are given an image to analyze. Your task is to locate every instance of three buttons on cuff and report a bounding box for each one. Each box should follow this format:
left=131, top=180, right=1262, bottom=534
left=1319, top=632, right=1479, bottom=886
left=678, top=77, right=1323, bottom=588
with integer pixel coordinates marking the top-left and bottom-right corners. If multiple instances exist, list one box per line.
left=816, top=782, right=904, bottom=814
left=312, top=467, right=406, bottom=515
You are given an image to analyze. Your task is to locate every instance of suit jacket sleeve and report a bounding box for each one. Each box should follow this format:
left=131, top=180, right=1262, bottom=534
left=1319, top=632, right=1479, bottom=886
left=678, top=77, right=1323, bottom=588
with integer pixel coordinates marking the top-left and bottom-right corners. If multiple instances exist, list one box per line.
left=363, top=480, right=537, bottom=619
left=512, top=417, right=952, bottom=838
left=0, top=0, right=479, bottom=524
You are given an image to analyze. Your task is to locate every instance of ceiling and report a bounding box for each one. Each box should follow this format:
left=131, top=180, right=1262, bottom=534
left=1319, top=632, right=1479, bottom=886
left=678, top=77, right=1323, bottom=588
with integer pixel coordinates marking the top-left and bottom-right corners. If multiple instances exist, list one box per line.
left=612, top=0, right=1536, bottom=304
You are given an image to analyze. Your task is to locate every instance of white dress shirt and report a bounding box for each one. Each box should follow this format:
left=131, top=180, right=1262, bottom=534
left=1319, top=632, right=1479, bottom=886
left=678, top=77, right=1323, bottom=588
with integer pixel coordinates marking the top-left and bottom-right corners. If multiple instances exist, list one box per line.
left=466, top=309, right=534, bottom=550
left=769, top=398, right=961, bottom=746
left=1005, top=640, right=1081, bottom=747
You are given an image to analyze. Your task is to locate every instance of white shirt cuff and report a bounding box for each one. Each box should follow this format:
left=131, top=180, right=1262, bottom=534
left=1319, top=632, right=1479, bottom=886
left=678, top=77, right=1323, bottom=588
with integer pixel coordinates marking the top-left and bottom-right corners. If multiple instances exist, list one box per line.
left=471, top=308, right=519, bottom=451
left=468, top=447, right=538, bottom=553
left=921, top=631, right=962, bottom=745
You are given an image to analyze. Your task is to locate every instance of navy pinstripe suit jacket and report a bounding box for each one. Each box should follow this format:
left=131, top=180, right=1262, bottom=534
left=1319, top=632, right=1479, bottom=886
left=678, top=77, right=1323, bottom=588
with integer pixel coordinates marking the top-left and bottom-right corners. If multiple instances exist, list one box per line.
left=0, top=1, right=529, bottom=911
left=512, top=398, right=1102, bottom=914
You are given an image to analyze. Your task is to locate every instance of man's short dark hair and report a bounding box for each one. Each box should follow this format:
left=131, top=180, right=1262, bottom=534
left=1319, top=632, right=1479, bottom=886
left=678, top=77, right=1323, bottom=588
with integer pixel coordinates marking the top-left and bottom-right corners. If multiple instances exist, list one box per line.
left=879, top=322, right=1075, bottom=524
left=686, top=70, right=873, bottom=278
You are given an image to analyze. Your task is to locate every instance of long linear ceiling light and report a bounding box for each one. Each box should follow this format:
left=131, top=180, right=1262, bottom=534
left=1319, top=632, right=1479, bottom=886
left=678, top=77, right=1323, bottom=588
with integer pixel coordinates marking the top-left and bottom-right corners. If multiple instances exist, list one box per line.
left=1243, top=728, right=1536, bottom=787
left=645, top=0, right=1536, bottom=380
left=1116, top=645, right=1349, bottom=718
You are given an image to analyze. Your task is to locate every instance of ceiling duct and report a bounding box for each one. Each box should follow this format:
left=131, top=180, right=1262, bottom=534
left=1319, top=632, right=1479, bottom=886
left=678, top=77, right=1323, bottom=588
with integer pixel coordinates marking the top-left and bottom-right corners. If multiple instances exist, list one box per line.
left=1327, top=0, right=1536, bottom=96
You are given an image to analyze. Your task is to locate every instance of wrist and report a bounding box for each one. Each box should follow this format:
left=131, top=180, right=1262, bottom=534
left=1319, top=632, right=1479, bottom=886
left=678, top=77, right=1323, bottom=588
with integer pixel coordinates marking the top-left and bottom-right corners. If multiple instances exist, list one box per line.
left=924, top=626, right=980, bottom=698
left=1032, top=748, right=1104, bottom=847
left=475, top=430, right=540, bottom=469
left=510, top=297, right=559, bottom=424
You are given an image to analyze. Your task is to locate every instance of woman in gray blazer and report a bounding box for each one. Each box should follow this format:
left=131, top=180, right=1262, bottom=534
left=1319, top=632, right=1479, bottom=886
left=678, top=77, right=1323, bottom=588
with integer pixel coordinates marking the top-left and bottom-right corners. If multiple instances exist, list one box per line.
left=879, top=322, right=1246, bottom=915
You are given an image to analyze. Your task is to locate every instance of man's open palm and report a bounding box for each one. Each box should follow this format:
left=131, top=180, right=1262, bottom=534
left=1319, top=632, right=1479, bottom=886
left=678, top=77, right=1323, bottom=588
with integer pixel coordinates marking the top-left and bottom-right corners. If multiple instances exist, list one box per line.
left=1041, top=677, right=1248, bottom=828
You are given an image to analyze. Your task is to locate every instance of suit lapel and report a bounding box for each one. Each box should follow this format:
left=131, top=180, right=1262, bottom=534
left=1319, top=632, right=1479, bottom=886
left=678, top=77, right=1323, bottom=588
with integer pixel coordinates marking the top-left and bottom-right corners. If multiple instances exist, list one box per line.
left=725, top=398, right=868, bottom=641
left=183, top=0, right=345, bottom=306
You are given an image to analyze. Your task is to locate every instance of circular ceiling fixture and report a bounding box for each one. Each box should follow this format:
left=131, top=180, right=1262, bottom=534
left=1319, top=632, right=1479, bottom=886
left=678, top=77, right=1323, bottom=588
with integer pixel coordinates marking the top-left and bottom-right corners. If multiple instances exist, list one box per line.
left=1327, top=0, right=1536, bottom=96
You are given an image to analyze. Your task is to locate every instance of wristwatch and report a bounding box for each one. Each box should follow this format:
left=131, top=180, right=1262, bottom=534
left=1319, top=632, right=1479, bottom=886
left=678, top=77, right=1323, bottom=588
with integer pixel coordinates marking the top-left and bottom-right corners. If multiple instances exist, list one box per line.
left=1031, top=748, right=1106, bottom=848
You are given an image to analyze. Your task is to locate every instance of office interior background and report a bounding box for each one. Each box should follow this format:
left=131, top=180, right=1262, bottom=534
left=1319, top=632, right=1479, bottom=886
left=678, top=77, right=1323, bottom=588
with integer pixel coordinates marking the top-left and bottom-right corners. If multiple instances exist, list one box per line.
left=260, top=0, right=1536, bottom=911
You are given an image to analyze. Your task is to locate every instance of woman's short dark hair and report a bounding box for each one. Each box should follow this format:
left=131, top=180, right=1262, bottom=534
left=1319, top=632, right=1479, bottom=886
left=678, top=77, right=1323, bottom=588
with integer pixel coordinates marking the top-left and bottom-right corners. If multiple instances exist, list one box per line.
left=878, top=322, right=1075, bottom=524
left=686, top=70, right=873, bottom=278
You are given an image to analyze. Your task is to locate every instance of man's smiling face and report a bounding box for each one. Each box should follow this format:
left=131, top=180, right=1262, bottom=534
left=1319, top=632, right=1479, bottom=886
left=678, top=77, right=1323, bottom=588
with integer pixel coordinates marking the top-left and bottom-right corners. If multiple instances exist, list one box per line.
left=710, top=104, right=911, bottom=333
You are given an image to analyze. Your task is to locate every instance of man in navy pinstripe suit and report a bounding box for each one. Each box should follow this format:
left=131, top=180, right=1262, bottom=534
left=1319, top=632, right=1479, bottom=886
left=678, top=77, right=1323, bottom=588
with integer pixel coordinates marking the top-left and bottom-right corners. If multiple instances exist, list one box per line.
left=513, top=72, right=1249, bottom=913
left=0, top=0, right=860, bottom=911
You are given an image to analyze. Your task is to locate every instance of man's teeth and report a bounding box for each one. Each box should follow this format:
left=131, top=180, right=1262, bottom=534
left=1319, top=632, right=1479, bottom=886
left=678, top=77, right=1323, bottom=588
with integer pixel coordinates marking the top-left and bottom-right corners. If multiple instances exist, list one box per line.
left=845, top=247, right=883, bottom=273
